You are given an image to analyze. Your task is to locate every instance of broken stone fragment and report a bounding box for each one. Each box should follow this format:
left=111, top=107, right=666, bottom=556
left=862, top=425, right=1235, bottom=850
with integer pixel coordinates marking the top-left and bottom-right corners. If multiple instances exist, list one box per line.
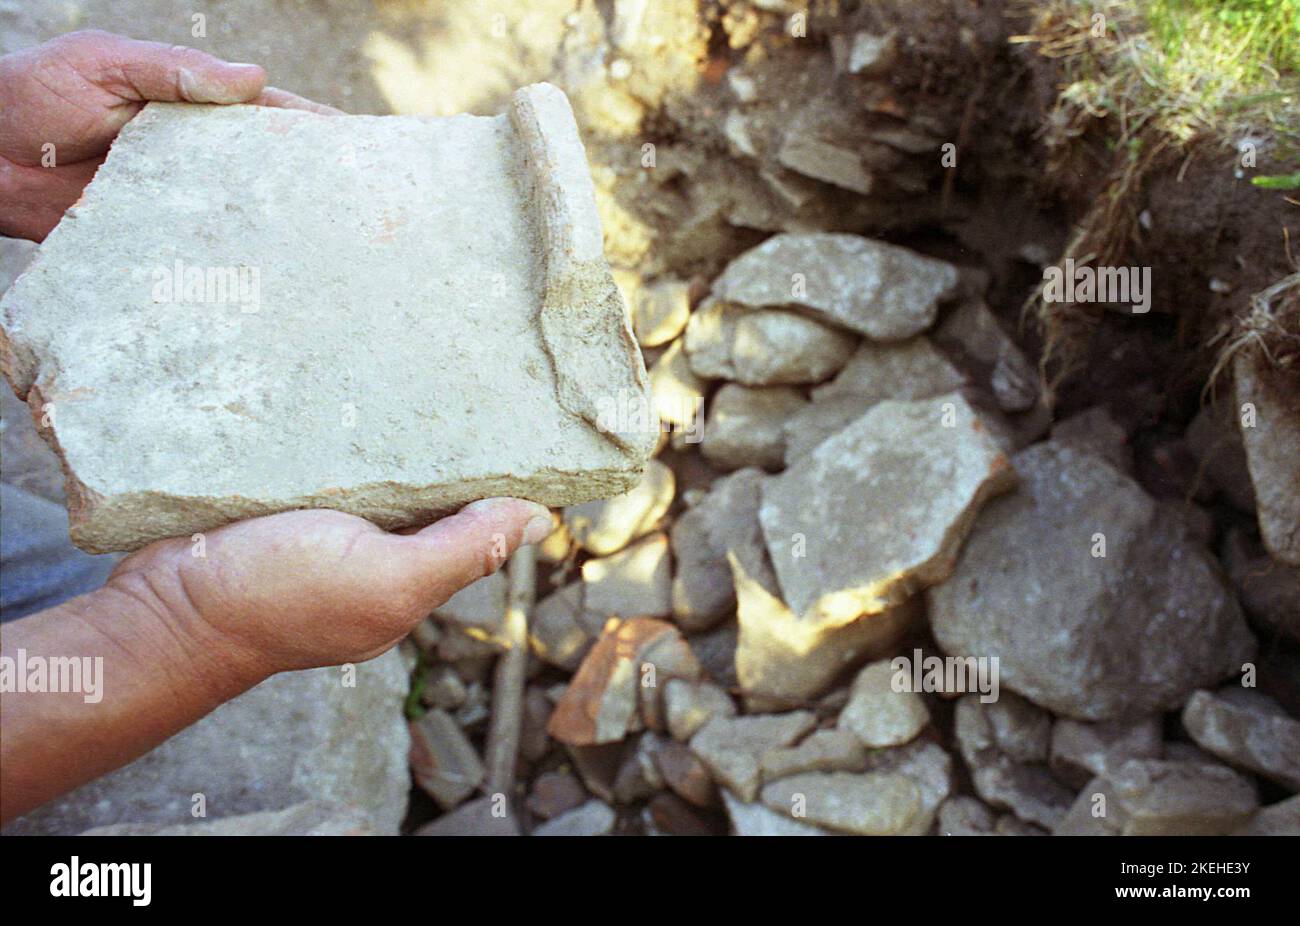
left=408, top=708, right=486, bottom=810
left=860, top=739, right=954, bottom=835
left=932, top=299, right=1039, bottom=413
left=702, top=383, right=807, bottom=471
left=548, top=618, right=699, bottom=746
left=830, top=30, right=898, bottom=76
left=929, top=442, right=1256, bottom=720
left=937, top=796, right=997, bottom=836
left=631, top=276, right=691, bottom=347
left=811, top=337, right=967, bottom=406
left=761, top=391, right=1016, bottom=625
left=0, top=85, right=654, bottom=552
left=564, top=458, right=675, bottom=555
left=761, top=729, right=869, bottom=780
left=582, top=531, right=673, bottom=619
left=759, top=771, right=923, bottom=836
left=1233, top=795, right=1300, bottom=836
left=837, top=659, right=931, bottom=748
left=1048, top=716, right=1163, bottom=789
left=5, top=650, right=410, bottom=836
left=711, top=233, right=959, bottom=341
left=721, top=791, right=829, bottom=836
left=664, top=678, right=737, bottom=742
left=954, top=694, right=1075, bottom=830
left=683, top=299, right=857, bottom=385
left=414, top=797, right=521, bottom=837
left=529, top=582, right=601, bottom=671
left=647, top=338, right=707, bottom=429
left=429, top=571, right=508, bottom=646
left=80, top=800, right=374, bottom=836
left=689, top=711, right=816, bottom=801
left=1181, top=687, right=1300, bottom=791
left=532, top=800, right=617, bottom=836
left=527, top=769, right=589, bottom=821
left=1049, top=406, right=1134, bottom=474
left=1234, top=351, right=1300, bottom=564
left=1054, top=759, right=1257, bottom=836
left=669, top=467, right=767, bottom=631
left=654, top=740, right=718, bottom=808
left=1221, top=527, right=1300, bottom=642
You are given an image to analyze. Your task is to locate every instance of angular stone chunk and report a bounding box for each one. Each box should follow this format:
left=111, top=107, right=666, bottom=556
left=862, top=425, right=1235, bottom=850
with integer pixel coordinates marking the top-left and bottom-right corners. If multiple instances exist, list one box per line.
left=838, top=659, right=930, bottom=748
left=760, top=771, right=922, bottom=836
left=632, top=276, right=691, bottom=347
left=761, top=729, right=869, bottom=780
left=683, top=299, right=857, bottom=385
left=929, top=442, right=1256, bottom=720
left=408, top=708, right=485, bottom=810
left=761, top=392, right=1016, bottom=624
left=647, top=338, right=707, bottom=430
left=860, top=739, right=954, bottom=835
left=430, top=571, right=508, bottom=643
left=1182, top=688, right=1300, bottom=791
left=1234, top=796, right=1300, bottom=836
left=81, top=801, right=374, bottom=836
left=5, top=650, right=410, bottom=835
left=532, top=800, right=617, bottom=836
left=955, top=694, right=1074, bottom=830
left=1222, top=527, right=1300, bottom=642
left=664, top=678, right=737, bottom=742
left=1049, top=716, right=1162, bottom=789
left=1235, top=352, right=1300, bottom=564
left=564, top=459, right=674, bottom=555
left=689, top=711, right=816, bottom=801
left=711, top=233, right=959, bottom=341
left=669, top=467, right=767, bottom=631
left=722, top=791, right=830, bottom=836
left=1054, top=759, right=1257, bottom=836
left=702, top=383, right=807, bottom=471
left=811, top=337, right=967, bottom=406
left=530, top=582, right=601, bottom=671
left=582, top=532, right=673, bottom=618
left=932, top=299, right=1039, bottom=413
left=0, top=85, right=654, bottom=552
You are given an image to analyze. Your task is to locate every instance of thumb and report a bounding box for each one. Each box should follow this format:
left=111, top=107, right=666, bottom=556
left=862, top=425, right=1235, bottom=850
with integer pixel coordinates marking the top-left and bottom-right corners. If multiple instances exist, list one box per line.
left=97, top=35, right=267, bottom=103
left=386, top=498, right=553, bottom=608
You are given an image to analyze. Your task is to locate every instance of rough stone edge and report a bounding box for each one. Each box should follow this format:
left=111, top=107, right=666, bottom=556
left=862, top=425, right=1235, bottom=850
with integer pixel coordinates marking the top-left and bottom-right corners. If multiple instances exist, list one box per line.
left=508, top=82, right=658, bottom=462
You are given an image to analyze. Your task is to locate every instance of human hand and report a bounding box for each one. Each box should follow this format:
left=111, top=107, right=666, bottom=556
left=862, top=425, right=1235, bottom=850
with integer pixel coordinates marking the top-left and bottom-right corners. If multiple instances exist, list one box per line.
left=104, top=499, right=553, bottom=681
left=0, top=29, right=341, bottom=241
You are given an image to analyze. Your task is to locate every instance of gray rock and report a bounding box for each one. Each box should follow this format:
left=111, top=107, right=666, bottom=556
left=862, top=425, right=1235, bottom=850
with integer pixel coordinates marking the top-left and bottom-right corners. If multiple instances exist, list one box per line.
left=689, top=711, right=816, bottom=801
left=0, top=87, right=653, bottom=553
left=81, top=800, right=374, bottom=836
left=1234, top=795, right=1300, bottom=836
left=937, top=796, right=997, bottom=836
left=532, top=800, right=617, bottom=836
left=838, top=659, right=930, bottom=747
left=430, top=571, right=508, bottom=644
left=830, top=30, right=897, bottom=76
left=527, top=770, right=588, bottom=820
left=761, top=729, right=868, bottom=780
left=669, top=467, right=767, bottom=631
left=564, top=459, right=675, bottom=556
left=1049, top=716, right=1163, bottom=789
left=1182, top=687, right=1300, bottom=791
left=721, top=790, right=829, bottom=836
left=683, top=300, right=858, bottom=385
left=415, top=796, right=520, bottom=836
left=1235, top=353, right=1300, bottom=563
left=1049, top=406, right=1134, bottom=474
left=1186, top=398, right=1255, bottom=511
left=530, top=582, right=600, bottom=671
left=5, top=650, right=410, bottom=835
left=929, top=442, right=1256, bottom=720
left=712, top=233, right=959, bottom=341
left=1222, top=527, right=1300, bottom=642
left=761, top=392, right=1016, bottom=624
left=955, top=694, right=1074, bottom=830
left=648, top=338, right=707, bottom=429
left=632, top=276, right=691, bottom=347
left=760, top=771, right=923, bottom=835
left=861, top=739, right=954, bottom=834
left=582, top=532, right=672, bottom=619
left=1055, top=759, right=1257, bottom=836
left=811, top=337, right=967, bottom=406
left=409, top=709, right=485, bottom=810
left=664, top=678, right=737, bottom=742
left=932, top=300, right=1038, bottom=413
left=702, top=383, right=807, bottom=471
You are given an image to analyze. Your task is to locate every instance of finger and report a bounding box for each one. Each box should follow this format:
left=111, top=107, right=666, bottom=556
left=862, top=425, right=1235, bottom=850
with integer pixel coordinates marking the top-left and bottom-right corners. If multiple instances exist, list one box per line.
left=386, top=498, right=552, bottom=607
left=87, top=34, right=266, bottom=104
left=251, top=87, right=344, bottom=115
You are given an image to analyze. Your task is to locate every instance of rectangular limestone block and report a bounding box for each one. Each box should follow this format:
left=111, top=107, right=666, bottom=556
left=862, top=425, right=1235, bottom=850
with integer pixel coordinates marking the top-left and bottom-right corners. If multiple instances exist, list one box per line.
left=0, top=84, right=656, bottom=553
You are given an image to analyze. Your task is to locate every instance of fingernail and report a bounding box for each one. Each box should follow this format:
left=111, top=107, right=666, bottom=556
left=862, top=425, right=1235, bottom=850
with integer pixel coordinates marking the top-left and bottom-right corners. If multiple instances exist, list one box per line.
left=523, top=512, right=554, bottom=545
